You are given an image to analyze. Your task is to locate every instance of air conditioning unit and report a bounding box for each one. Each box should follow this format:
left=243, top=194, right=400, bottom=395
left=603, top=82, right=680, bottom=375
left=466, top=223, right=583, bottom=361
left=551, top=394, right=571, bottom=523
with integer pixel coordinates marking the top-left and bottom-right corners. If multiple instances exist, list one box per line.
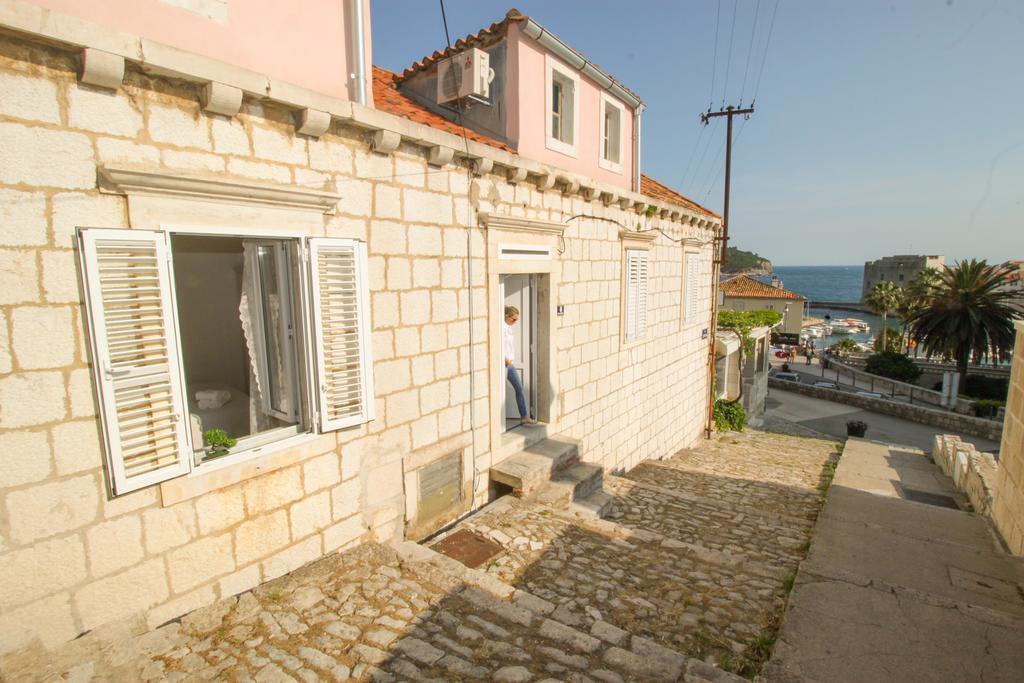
left=436, top=48, right=494, bottom=104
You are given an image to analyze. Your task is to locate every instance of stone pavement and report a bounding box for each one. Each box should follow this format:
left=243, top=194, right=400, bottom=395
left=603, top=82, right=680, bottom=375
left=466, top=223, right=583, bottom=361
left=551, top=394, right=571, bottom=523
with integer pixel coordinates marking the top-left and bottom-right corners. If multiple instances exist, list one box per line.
left=10, top=427, right=840, bottom=682
left=764, top=438, right=1024, bottom=682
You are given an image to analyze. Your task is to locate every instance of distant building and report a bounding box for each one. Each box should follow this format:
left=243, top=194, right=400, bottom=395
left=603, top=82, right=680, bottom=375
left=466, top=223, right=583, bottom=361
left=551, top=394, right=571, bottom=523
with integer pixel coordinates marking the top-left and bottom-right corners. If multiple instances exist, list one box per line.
left=715, top=324, right=773, bottom=419
left=720, top=275, right=805, bottom=338
left=862, top=254, right=945, bottom=300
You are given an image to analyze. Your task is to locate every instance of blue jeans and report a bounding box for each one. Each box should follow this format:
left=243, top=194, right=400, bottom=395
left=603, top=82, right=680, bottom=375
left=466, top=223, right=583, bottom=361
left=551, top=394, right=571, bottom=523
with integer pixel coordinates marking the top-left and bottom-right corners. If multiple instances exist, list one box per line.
left=506, top=365, right=528, bottom=418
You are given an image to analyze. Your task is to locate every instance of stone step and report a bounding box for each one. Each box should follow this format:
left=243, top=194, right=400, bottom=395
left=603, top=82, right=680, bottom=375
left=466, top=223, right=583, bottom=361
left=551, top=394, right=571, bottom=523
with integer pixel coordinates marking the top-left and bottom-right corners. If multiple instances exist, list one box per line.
left=527, top=462, right=605, bottom=512
left=490, top=436, right=580, bottom=496
left=570, top=489, right=615, bottom=519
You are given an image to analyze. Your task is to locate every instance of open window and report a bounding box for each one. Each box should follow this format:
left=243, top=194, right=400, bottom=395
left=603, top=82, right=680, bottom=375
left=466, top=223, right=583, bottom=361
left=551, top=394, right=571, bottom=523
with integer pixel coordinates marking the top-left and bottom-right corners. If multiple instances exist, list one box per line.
left=545, top=56, right=578, bottom=157
left=79, top=229, right=373, bottom=495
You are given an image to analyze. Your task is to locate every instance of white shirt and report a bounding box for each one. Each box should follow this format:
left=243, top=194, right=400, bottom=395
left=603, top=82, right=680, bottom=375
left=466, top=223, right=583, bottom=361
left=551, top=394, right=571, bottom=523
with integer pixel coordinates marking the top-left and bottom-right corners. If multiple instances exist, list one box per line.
left=503, top=322, right=515, bottom=364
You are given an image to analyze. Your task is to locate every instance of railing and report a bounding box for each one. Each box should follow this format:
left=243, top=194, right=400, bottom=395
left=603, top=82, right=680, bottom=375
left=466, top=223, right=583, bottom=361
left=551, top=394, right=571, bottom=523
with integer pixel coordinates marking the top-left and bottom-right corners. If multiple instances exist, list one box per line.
left=842, top=353, right=1011, bottom=377
left=824, top=357, right=975, bottom=413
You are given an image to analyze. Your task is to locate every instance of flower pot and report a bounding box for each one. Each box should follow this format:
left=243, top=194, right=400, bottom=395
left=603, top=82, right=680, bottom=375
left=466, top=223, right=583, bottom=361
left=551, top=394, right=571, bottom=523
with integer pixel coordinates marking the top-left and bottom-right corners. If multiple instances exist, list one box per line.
left=846, top=422, right=867, bottom=438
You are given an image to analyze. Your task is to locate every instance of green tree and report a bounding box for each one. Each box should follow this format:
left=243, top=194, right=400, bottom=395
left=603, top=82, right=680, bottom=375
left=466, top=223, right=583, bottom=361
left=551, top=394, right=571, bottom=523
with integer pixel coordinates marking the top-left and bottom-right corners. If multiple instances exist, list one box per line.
left=865, top=281, right=904, bottom=353
left=899, top=268, right=943, bottom=350
left=906, top=260, right=1018, bottom=377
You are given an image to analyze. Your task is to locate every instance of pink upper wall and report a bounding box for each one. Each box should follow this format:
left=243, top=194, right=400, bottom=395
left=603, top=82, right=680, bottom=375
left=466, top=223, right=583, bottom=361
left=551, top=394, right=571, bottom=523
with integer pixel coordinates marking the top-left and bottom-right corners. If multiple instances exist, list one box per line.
left=30, top=0, right=372, bottom=103
left=508, top=24, right=635, bottom=192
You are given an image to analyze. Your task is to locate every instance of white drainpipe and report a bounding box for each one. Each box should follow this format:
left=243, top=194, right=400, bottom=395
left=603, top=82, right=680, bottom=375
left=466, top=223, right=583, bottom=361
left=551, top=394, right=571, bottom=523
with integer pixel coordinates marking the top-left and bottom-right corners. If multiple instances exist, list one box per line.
left=349, top=0, right=368, bottom=105
left=633, top=104, right=644, bottom=192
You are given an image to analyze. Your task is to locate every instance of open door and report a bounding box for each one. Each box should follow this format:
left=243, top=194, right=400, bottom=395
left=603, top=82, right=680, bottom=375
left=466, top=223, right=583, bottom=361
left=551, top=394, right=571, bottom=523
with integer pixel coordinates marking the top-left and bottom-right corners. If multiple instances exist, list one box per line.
left=501, top=274, right=537, bottom=430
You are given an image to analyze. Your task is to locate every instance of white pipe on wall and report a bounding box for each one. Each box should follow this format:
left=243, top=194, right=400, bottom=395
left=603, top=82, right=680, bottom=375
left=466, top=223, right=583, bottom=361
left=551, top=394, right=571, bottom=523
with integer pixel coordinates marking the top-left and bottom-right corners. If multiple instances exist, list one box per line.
left=349, top=0, right=368, bottom=105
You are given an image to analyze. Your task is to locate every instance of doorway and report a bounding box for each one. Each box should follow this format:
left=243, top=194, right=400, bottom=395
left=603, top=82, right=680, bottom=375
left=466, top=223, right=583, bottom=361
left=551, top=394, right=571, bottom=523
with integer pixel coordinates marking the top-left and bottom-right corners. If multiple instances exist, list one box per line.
left=500, top=274, right=537, bottom=431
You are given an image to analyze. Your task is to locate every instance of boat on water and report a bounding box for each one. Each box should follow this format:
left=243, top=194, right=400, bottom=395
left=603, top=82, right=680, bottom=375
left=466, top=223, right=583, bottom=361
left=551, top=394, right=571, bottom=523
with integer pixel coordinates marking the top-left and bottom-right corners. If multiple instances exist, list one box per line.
left=830, top=324, right=856, bottom=335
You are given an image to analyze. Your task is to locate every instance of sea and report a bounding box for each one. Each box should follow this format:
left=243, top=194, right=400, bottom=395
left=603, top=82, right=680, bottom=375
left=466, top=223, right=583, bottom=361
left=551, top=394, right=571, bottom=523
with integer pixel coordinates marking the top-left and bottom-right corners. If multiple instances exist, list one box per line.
left=751, top=265, right=890, bottom=348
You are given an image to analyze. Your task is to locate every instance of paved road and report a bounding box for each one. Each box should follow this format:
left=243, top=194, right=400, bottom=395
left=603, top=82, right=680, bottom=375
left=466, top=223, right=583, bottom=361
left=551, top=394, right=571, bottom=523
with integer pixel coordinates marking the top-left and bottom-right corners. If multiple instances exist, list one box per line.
left=764, top=387, right=1001, bottom=453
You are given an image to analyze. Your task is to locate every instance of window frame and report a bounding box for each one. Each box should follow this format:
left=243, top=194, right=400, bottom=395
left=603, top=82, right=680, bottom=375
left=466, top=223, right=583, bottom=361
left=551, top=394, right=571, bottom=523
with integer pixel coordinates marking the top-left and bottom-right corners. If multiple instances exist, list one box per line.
left=544, top=55, right=579, bottom=158
left=80, top=223, right=374, bottom=494
left=683, top=249, right=702, bottom=325
left=622, top=247, right=650, bottom=344
left=598, top=92, right=625, bottom=173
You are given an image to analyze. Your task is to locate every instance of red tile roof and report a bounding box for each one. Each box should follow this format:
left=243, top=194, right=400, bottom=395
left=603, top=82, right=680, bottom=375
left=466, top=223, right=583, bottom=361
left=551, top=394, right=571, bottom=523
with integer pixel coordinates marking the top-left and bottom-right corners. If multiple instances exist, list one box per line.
left=396, top=9, right=641, bottom=104
left=721, top=274, right=804, bottom=300
left=640, top=175, right=719, bottom=218
left=372, top=68, right=714, bottom=218
left=372, top=66, right=513, bottom=152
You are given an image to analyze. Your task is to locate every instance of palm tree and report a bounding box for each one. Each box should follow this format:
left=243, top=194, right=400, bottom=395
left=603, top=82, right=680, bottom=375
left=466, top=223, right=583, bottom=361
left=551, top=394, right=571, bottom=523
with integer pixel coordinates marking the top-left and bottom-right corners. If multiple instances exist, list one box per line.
left=906, top=260, right=1018, bottom=377
left=899, top=268, right=943, bottom=350
left=865, top=281, right=904, bottom=353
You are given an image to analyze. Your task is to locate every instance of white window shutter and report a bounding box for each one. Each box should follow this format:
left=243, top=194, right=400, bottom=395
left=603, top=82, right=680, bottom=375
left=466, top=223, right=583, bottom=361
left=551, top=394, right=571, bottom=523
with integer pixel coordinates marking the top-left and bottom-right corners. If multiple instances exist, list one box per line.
left=625, top=249, right=647, bottom=341
left=686, top=252, right=701, bottom=321
left=308, top=238, right=374, bottom=432
left=79, top=229, right=191, bottom=495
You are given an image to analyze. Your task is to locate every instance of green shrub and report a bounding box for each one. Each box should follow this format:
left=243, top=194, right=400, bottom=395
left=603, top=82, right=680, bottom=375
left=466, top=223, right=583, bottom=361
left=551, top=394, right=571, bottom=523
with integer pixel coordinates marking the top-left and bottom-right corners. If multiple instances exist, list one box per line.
left=864, top=351, right=922, bottom=383
left=973, top=399, right=1005, bottom=418
left=872, top=327, right=904, bottom=353
left=713, top=399, right=747, bottom=432
left=962, top=375, right=1010, bottom=401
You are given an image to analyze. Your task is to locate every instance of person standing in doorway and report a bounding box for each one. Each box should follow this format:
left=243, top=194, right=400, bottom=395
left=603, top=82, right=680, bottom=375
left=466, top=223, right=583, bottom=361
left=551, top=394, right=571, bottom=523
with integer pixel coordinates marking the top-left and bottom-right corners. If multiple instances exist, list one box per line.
left=504, top=306, right=535, bottom=424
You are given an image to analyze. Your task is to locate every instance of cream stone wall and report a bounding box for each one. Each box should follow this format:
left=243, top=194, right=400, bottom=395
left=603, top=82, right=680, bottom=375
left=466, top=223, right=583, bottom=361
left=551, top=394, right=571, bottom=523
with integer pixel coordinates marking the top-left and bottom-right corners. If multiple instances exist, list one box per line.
left=992, top=322, right=1024, bottom=554
left=0, top=32, right=717, bottom=658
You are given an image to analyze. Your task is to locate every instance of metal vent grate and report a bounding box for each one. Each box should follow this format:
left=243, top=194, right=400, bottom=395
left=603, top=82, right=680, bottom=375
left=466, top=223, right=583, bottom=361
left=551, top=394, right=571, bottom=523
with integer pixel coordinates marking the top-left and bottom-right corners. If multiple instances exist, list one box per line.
left=418, top=451, right=463, bottom=521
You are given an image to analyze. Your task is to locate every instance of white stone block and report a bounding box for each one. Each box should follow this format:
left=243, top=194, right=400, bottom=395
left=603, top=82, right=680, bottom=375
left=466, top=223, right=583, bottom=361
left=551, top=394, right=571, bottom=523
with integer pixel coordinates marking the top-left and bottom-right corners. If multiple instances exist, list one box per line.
left=0, top=534, right=86, bottom=612
left=225, top=158, right=291, bottom=183
left=400, top=290, right=430, bottom=326
left=148, top=103, right=211, bottom=150
left=385, top=389, right=419, bottom=426
left=162, top=149, right=225, bottom=173
left=403, top=189, right=452, bottom=225
left=68, top=85, right=143, bottom=136
left=0, top=430, right=52, bottom=489
left=51, top=192, right=126, bottom=248
left=289, top=490, right=332, bottom=539
left=0, top=592, right=78, bottom=652
left=218, top=564, right=260, bottom=599
left=337, top=178, right=373, bottom=217
left=243, top=466, right=303, bottom=515
left=86, top=514, right=144, bottom=578
left=371, top=292, right=399, bottom=329
left=261, top=535, right=322, bottom=582
left=96, top=137, right=161, bottom=167
left=194, top=486, right=245, bottom=535
left=0, top=250, right=38, bottom=305
left=0, top=71, right=60, bottom=123
left=167, top=533, right=235, bottom=593
left=234, top=510, right=290, bottom=566
left=331, top=478, right=360, bottom=520
left=68, top=368, right=97, bottom=418
left=143, top=503, right=197, bottom=554
left=411, top=414, right=439, bottom=450
left=252, top=125, right=308, bottom=165
left=0, top=123, right=93, bottom=189
left=385, top=257, right=410, bottom=290
left=41, top=250, right=82, bottom=304
left=370, top=220, right=406, bottom=254
left=323, top=514, right=366, bottom=552
left=52, top=420, right=104, bottom=476
left=374, top=358, right=411, bottom=395
left=73, top=559, right=169, bottom=632
left=407, top=225, right=443, bottom=256
left=431, top=291, right=458, bottom=323
left=355, top=148, right=393, bottom=179
left=5, top=474, right=98, bottom=544
left=145, top=585, right=215, bottom=632
left=412, top=355, right=434, bottom=386
left=0, top=370, right=66, bottom=428
left=11, top=306, right=75, bottom=369
left=79, top=48, right=125, bottom=90
left=308, top=137, right=354, bottom=172
left=211, top=117, right=251, bottom=155
left=0, top=188, right=47, bottom=246
left=412, top=259, right=440, bottom=288
left=374, top=184, right=401, bottom=218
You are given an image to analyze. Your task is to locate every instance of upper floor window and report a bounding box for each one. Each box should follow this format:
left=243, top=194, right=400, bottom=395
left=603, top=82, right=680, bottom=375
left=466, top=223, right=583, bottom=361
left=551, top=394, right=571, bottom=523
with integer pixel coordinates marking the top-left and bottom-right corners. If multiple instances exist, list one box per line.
left=599, top=93, right=624, bottom=172
left=545, top=56, right=578, bottom=157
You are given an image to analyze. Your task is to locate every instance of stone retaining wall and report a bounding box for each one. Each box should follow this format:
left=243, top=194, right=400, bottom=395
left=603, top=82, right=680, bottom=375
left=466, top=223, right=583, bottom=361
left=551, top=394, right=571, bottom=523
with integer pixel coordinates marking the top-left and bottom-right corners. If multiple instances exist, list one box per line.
left=767, top=379, right=1004, bottom=441
left=931, top=435, right=998, bottom=516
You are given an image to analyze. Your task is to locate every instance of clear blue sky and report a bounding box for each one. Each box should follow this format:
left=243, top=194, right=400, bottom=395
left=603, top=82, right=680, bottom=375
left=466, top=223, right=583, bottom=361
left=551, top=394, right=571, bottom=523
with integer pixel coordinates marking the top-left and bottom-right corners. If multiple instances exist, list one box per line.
left=372, top=1, right=1024, bottom=266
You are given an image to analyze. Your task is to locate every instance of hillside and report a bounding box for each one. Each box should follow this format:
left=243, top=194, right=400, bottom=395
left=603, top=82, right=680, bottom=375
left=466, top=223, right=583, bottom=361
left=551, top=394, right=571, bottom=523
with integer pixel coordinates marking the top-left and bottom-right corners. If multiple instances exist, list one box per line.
left=723, top=247, right=773, bottom=274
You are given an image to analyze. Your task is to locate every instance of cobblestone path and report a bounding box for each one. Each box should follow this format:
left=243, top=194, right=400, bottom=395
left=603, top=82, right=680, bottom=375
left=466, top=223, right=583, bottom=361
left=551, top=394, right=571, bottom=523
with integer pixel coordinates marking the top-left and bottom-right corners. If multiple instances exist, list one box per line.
left=26, top=428, right=840, bottom=682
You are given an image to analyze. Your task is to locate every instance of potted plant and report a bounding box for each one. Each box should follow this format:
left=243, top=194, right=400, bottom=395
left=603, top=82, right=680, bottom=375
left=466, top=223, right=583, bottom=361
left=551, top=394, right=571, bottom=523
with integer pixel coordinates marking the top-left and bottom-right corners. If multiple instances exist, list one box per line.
left=203, top=428, right=237, bottom=458
left=846, top=420, right=868, bottom=438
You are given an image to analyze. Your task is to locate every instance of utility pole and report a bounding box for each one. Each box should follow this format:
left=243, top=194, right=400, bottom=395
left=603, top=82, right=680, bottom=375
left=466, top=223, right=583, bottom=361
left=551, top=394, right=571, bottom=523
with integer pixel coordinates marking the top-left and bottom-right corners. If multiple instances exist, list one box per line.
left=700, top=105, right=754, bottom=265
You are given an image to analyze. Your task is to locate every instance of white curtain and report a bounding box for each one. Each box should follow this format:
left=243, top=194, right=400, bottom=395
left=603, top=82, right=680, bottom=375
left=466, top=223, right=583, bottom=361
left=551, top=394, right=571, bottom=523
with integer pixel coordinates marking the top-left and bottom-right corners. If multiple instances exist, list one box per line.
left=239, top=243, right=273, bottom=433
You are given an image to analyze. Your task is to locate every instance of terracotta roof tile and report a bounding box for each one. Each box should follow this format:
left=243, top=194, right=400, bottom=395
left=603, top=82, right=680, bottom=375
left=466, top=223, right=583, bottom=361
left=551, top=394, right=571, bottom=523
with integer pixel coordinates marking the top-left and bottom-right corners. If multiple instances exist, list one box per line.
left=640, top=175, right=719, bottom=218
left=372, top=66, right=513, bottom=152
left=721, top=274, right=804, bottom=300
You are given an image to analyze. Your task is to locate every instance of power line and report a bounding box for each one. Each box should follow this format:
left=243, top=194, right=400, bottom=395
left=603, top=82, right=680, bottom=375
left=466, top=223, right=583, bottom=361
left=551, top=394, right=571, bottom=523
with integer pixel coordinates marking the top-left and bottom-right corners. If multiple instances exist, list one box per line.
left=685, top=117, right=720, bottom=192
left=720, top=0, right=739, bottom=107
left=738, top=0, right=761, bottom=105
left=750, top=0, right=781, bottom=106
left=709, top=0, right=722, bottom=108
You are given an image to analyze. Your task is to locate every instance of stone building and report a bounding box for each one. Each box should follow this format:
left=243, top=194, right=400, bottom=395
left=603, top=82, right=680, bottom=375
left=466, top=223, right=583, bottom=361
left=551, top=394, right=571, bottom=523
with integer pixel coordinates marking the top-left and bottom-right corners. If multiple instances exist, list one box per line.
left=719, top=274, right=805, bottom=338
left=0, top=0, right=720, bottom=658
left=715, top=325, right=773, bottom=419
left=992, top=321, right=1024, bottom=553
left=861, top=254, right=945, bottom=300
